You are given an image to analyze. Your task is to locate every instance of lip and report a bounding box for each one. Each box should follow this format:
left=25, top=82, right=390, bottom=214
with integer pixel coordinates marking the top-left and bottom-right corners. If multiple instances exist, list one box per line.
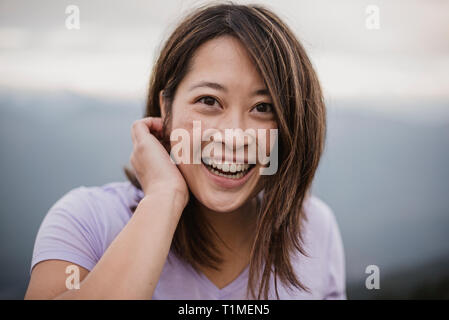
left=201, top=162, right=256, bottom=189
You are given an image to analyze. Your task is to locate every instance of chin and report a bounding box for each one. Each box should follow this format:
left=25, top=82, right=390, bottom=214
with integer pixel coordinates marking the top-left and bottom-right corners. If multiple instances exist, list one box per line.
left=194, top=191, right=249, bottom=213
left=179, top=162, right=262, bottom=213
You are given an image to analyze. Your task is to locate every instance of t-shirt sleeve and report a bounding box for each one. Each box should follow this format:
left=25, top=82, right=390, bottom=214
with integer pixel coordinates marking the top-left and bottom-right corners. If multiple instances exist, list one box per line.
left=322, top=208, right=346, bottom=299
left=29, top=187, right=102, bottom=275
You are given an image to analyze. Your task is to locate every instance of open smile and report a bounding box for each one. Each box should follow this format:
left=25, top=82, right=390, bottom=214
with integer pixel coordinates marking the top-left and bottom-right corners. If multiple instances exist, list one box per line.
left=201, top=158, right=256, bottom=188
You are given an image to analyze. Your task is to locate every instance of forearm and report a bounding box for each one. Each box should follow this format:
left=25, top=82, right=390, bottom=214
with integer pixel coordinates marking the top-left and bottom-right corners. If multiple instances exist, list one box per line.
left=54, top=188, right=185, bottom=299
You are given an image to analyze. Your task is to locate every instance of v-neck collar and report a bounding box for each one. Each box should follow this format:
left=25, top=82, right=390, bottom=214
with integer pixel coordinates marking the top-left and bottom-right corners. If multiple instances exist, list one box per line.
left=162, top=191, right=265, bottom=298
left=187, top=194, right=262, bottom=298
left=167, top=249, right=250, bottom=298
left=188, top=261, right=250, bottom=298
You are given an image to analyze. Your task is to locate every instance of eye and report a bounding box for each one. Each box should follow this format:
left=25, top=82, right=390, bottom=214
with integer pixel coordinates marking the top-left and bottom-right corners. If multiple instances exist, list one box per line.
left=197, top=96, right=220, bottom=107
left=252, top=103, right=273, bottom=113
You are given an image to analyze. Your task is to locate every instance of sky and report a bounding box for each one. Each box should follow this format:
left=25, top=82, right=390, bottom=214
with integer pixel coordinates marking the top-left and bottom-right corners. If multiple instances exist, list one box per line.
left=0, top=0, right=448, bottom=107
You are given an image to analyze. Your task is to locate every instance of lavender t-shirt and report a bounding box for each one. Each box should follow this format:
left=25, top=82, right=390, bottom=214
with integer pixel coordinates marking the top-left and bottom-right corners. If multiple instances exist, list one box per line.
left=29, top=181, right=346, bottom=299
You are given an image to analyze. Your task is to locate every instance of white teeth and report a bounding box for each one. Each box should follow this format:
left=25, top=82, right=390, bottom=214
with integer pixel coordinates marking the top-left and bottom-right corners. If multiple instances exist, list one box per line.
left=203, top=160, right=252, bottom=179
left=208, top=168, right=244, bottom=179
left=202, top=158, right=253, bottom=178
left=203, top=159, right=252, bottom=172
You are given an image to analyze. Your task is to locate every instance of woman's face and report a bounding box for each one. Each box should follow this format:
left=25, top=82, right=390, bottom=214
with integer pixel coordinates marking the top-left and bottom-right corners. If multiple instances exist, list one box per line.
left=162, top=35, right=277, bottom=213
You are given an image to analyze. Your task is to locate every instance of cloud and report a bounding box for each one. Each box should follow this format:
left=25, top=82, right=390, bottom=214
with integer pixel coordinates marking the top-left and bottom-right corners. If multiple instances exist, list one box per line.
left=0, top=0, right=448, bottom=105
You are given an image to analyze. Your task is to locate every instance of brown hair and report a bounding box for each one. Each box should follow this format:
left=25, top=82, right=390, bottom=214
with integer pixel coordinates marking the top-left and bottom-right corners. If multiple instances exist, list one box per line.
left=123, top=1, right=326, bottom=299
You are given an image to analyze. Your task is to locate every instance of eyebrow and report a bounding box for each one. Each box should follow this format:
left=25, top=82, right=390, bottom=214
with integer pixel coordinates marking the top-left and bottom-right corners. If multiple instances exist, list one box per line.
left=188, top=81, right=270, bottom=97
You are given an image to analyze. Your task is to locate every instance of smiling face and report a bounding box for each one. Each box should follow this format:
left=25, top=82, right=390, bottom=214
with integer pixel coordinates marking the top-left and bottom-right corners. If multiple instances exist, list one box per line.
left=161, top=35, right=278, bottom=213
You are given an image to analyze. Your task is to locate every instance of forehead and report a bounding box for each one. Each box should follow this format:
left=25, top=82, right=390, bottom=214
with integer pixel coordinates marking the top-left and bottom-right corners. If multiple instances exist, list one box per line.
left=181, top=35, right=265, bottom=89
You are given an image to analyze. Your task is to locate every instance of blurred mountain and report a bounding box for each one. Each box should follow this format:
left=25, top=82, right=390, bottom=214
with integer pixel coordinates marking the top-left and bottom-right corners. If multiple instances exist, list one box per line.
left=348, top=255, right=449, bottom=299
left=0, top=88, right=448, bottom=299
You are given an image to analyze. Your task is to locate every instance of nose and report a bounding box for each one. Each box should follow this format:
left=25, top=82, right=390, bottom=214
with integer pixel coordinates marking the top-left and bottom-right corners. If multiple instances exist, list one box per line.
left=215, top=110, right=256, bottom=162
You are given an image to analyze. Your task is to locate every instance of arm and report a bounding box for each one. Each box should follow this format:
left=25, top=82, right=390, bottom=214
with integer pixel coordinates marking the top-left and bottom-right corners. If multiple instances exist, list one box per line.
left=25, top=187, right=185, bottom=300
left=25, top=116, right=189, bottom=299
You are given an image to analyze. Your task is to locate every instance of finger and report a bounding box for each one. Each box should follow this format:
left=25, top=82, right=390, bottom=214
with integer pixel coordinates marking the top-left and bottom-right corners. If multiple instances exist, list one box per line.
left=132, top=117, right=164, bottom=146
left=141, top=117, right=164, bottom=139
left=133, top=120, right=152, bottom=144
left=131, top=120, right=142, bottom=147
left=131, top=121, right=136, bottom=146
left=141, top=117, right=163, bottom=132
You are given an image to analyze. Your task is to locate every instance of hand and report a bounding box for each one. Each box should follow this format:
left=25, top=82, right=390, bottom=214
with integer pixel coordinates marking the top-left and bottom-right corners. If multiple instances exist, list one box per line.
left=130, top=117, right=189, bottom=207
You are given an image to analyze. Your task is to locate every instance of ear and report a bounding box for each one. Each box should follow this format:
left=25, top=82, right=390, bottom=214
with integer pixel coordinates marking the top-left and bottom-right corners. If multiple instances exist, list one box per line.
left=159, top=90, right=166, bottom=118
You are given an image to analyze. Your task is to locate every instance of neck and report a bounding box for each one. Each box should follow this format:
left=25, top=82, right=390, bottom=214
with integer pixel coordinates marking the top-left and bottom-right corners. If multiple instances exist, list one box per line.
left=195, top=196, right=259, bottom=257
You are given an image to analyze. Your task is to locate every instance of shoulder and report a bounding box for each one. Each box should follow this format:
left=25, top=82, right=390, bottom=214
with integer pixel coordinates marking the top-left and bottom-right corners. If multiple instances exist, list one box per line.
left=71, top=180, right=143, bottom=209
left=303, top=195, right=346, bottom=299
left=302, top=194, right=340, bottom=250
left=274, top=194, right=346, bottom=299
left=47, top=181, right=141, bottom=232
left=30, top=181, right=143, bottom=274
left=57, top=180, right=144, bottom=242
left=276, top=194, right=339, bottom=261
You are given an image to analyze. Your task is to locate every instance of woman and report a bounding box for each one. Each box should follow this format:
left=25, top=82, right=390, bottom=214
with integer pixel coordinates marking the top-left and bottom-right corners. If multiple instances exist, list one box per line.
left=25, top=3, right=345, bottom=300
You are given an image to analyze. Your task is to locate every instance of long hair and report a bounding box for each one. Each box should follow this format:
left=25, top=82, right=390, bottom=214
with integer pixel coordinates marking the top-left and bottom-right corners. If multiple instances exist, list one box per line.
left=123, top=1, right=326, bottom=299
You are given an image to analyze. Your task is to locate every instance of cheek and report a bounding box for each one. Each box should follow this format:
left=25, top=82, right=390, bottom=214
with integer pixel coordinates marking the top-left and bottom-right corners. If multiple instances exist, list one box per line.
left=169, top=106, right=195, bottom=161
left=170, top=107, right=195, bottom=130
left=253, top=122, right=278, bottom=159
